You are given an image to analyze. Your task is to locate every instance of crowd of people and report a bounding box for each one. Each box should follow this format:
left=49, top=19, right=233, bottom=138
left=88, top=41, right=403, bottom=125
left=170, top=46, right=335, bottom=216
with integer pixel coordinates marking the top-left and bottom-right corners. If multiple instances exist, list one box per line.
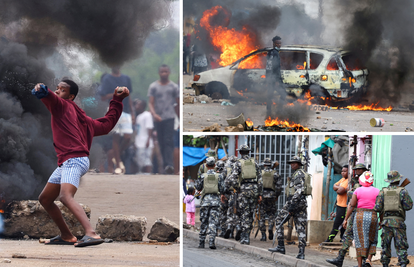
left=184, top=146, right=413, bottom=267
left=96, top=64, right=179, bottom=175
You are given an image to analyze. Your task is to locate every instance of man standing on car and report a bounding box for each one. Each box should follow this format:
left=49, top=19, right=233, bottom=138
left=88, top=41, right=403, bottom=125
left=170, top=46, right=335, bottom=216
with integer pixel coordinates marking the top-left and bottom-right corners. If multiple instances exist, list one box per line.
left=266, top=36, right=286, bottom=116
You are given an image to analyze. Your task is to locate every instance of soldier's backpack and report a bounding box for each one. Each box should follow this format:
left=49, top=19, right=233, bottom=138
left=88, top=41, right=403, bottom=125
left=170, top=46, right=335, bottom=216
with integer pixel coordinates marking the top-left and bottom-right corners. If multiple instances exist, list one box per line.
left=201, top=173, right=220, bottom=197
left=303, top=171, right=313, bottom=196
left=383, top=187, right=405, bottom=219
left=239, top=158, right=257, bottom=183
left=262, top=170, right=275, bottom=191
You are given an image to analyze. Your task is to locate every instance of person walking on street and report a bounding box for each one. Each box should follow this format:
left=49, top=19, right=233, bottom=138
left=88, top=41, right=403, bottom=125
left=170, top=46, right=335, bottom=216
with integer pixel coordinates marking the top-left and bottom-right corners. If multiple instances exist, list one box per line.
left=148, top=64, right=179, bottom=174
left=224, top=145, right=263, bottom=245
left=374, top=171, right=413, bottom=267
left=259, top=158, right=282, bottom=242
left=326, top=163, right=368, bottom=267
left=195, top=157, right=225, bottom=249
left=269, top=156, right=308, bottom=260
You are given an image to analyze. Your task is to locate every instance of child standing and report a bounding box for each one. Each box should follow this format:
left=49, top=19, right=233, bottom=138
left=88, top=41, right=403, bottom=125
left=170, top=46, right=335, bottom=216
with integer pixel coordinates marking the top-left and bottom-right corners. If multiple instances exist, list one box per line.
left=183, top=187, right=196, bottom=231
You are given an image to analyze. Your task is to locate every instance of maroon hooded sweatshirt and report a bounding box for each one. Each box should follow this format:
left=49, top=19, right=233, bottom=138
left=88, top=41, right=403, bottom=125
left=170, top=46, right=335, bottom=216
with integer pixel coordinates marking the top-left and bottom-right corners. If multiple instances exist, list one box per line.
left=40, top=89, right=123, bottom=166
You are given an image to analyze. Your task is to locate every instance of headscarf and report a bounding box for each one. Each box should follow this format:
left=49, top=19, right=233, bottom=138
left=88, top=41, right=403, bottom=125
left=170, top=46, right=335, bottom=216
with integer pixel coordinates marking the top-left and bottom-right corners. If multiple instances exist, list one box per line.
left=359, top=171, right=374, bottom=187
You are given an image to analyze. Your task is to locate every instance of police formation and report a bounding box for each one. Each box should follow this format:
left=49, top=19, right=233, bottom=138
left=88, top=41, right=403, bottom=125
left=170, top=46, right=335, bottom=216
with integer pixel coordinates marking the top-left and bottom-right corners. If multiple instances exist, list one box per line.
left=195, top=147, right=413, bottom=266
left=195, top=145, right=312, bottom=260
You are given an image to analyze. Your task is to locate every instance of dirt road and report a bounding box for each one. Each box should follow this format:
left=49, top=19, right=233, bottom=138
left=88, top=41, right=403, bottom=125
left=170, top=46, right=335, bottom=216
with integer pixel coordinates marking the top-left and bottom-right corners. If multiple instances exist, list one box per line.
left=0, top=173, right=180, bottom=266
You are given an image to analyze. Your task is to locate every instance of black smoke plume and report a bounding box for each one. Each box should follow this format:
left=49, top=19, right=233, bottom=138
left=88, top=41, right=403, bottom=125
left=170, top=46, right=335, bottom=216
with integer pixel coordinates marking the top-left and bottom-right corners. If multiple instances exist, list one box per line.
left=0, top=0, right=172, bottom=203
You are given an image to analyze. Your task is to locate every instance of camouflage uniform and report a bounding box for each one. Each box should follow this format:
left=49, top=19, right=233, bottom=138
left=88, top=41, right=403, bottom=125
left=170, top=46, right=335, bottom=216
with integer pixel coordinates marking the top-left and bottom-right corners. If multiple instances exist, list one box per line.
left=374, top=171, right=413, bottom=267
left=195, top=167, right=225, bottom=249
left=225, top=151, right=263, bottom=245
left=258, top=163, right=282, bottom=241
left=216, top=161, right=229, bottom=237
left=275, top=168, right=307, bottom=248
left=224, top=156, right=240, bottom=239
left=197, top=150, right=217, bottom=180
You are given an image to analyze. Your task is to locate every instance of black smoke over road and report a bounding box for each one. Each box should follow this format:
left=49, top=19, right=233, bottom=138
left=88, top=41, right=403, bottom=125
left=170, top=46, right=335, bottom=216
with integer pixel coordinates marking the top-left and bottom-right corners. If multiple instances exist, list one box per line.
left=0, top=0, right=172, bottom=202
left=340, top=0, right=414, bottom=105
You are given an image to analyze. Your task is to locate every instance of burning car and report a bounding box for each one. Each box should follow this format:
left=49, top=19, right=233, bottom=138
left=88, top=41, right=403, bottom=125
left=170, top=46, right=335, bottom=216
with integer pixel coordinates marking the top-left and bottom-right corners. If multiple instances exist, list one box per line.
left=189, top=45, right=369, bottom=102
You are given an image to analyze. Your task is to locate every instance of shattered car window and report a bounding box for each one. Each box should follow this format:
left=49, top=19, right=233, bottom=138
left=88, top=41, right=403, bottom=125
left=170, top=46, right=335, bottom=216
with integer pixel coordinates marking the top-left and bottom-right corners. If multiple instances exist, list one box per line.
left=280, top=51, right=307, bottom=70
left=309, top=53, right=324, bottom=70
left=342, top=54, right=365, bottom=71
left=326, top=57, right=339, bottom=70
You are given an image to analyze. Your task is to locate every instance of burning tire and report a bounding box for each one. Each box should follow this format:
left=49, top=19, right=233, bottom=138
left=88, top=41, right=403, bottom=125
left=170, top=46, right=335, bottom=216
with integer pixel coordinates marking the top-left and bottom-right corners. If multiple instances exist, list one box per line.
left=205, top=81, right=229, bottom=99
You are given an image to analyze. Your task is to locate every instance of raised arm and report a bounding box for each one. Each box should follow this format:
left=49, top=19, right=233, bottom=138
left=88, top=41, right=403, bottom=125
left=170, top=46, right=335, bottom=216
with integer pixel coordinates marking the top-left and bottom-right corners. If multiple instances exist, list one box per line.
left=93, top=87, right=129, bottom=136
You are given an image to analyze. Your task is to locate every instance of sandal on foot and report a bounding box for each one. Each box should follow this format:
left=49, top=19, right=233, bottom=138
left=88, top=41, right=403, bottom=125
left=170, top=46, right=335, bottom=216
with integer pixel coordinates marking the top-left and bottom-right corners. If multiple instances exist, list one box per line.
left=74, top=235, right=104, bottom=248
left=45, top=235, right=76, bottom=245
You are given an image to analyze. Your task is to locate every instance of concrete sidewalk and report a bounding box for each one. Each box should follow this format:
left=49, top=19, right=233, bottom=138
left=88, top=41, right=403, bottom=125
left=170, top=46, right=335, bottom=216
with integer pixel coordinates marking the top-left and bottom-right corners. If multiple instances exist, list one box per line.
left=183, top=228, right=370, bottom=267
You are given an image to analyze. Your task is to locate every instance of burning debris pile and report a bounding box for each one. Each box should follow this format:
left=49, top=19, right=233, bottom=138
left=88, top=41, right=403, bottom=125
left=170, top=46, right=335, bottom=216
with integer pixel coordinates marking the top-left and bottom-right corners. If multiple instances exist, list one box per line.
left=0, top=0, right=172, bottom=203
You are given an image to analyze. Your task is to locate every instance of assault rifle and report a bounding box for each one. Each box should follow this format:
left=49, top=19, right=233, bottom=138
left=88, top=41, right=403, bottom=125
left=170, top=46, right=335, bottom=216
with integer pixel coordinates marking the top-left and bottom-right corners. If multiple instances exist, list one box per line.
left=272, top=212, right=291, bottom=247
left=400, top=178, right=411, bottom=187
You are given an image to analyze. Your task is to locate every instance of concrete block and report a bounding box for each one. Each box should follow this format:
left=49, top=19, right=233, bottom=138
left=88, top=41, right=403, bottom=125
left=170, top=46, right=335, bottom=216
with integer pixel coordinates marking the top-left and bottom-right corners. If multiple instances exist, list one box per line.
left=96, top=214, right=147, bottom=241
left=3, top=200, right=89, bottom=238
left=307, top=220, right=334, bottom=244
left=147, top=217, right=179, bottom=242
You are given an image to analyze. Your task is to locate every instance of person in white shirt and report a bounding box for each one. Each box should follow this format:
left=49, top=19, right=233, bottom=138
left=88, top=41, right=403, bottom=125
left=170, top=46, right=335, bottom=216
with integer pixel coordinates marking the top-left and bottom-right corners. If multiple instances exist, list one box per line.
left=134, top=99, right=154, bottom=174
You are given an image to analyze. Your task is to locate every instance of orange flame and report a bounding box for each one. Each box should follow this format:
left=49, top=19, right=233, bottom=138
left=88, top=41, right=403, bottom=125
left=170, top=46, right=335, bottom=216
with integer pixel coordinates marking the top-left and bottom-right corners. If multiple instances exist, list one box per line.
left=246, top=118, right=254, bottom=127
left=264, top=117, right=310, bottom=132
left=296, top=61, right=306, bottom=70
left=200, top=6, right=263, bottom=69
left=261, top=75, right=266, bottom=78
left=0, top=209, right=3, bottom=213
left=331, top=102, right=392, bottom=111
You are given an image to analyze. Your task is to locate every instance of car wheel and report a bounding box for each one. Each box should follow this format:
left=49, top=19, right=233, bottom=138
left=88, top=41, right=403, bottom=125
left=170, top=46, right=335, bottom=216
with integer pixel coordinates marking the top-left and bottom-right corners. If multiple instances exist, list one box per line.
left=205, top=81, right=230, bottom=100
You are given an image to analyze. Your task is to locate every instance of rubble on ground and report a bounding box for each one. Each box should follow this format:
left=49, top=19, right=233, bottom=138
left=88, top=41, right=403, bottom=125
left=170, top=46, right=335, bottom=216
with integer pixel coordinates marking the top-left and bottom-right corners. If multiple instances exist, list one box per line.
left=147, top=217, right=179, bottom=242
left=96, top=214, right=147, bottom=241
left=3, top=200, right=90, bottom=238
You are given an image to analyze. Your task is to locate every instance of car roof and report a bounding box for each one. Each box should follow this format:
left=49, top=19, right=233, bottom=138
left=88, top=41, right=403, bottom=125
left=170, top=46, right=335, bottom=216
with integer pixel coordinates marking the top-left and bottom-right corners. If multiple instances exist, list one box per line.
left=232, top=46, right=348, bottom=65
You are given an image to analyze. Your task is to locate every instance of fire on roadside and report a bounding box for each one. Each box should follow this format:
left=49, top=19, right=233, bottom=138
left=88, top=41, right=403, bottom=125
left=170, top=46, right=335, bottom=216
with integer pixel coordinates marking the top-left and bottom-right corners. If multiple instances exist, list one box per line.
left=331, top=103, right=393, bottom=111
left=199, top=6, right=263, bottom=69
left=246, top=118, right=254, bottom=127
left=264, top=116, right=310, bottom=132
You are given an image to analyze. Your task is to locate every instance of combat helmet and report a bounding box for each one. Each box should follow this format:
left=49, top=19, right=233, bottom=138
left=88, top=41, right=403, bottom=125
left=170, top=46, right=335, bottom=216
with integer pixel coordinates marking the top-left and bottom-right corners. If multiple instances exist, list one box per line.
left=206, top=157, right=216, bottom=167
left=385, top=170, right=403, bottom=183
left=263, top=158, right=272, bottom=166
left=215, top=160, right=225, bottom=170
left=205, top=149, right=216, bottom=157
left=352, top=163, right=368, bottom=170
left=237, top=144, right=251, bottom=153
left=287, top=156, right=303, bottom=165
left=228, top=155, right=238, bottom=163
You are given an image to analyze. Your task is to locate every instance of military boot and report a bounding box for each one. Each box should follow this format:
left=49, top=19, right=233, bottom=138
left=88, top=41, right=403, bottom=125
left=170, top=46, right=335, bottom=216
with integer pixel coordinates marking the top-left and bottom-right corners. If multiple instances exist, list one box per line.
left=296, top=247, right=305, bottom=260
left=229, top=228, right=234, bottom=239
left=268, top=240, right=285, bottom=254
left=268, top=229, right=273, bottom=241
left=224, top=226, right=233, bottom=239
left=198, top=239, right=205, bottom=248
left=400, top=264, right=407, bottom=267
left=218, top=229, right=225, bottom=238
left=209, top=238, right=216, bottom=249
left=235, top=226, right=242, bottom=241
left=326, top=254, right=344, bottom=267
left=382, top=264, right=388, bottom=267
left=243, top=231, right=251, bottom=245
left=260, top=231, right=266, bottom=241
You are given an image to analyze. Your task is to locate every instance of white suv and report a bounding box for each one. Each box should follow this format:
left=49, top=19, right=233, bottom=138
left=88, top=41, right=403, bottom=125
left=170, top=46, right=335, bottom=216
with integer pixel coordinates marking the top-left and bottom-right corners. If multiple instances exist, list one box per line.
left=189, top=45, right=369, bottom=102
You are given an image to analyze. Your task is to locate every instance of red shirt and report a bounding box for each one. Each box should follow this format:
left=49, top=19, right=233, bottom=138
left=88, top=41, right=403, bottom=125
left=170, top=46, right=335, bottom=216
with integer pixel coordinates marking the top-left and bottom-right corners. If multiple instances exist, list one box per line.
left=41, top=89, right=123, bottom=166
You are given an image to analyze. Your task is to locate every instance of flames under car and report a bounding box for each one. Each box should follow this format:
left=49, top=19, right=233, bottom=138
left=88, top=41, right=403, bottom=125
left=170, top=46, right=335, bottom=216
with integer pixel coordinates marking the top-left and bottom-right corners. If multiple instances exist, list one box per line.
left=190, top=45, right=369, bottom=102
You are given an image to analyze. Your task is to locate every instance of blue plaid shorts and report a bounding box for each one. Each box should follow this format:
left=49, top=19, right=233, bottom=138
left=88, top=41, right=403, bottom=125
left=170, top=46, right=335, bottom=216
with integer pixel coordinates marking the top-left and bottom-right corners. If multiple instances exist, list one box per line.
left=48, top=157, right=90, bottom=188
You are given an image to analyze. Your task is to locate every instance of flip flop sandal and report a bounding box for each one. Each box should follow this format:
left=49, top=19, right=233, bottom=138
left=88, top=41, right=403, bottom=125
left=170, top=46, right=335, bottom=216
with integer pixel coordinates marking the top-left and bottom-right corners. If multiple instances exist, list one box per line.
left=45, top=235, right=76, bottom=245
left=74, top=235, right=105, bottom=248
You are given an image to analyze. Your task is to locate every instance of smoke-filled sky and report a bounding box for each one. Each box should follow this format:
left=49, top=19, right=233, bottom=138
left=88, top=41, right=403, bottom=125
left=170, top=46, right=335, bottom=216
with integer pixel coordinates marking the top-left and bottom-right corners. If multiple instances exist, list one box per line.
left=185, top=0, right=414, bottom=107
left=0, top=0, right=175, bottom=202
